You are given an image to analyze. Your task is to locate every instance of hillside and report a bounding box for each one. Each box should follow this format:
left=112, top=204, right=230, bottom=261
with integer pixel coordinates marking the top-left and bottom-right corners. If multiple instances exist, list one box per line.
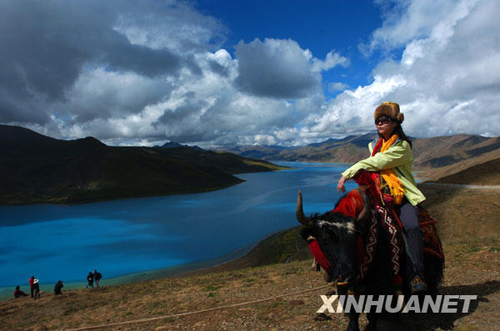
left=0, top=125, right=285, bottom=205
left=413, top=135, right=500, bottom=180
left=0, top=160, right=499, bottom=330
left=433, top=157, right=500, bottom=185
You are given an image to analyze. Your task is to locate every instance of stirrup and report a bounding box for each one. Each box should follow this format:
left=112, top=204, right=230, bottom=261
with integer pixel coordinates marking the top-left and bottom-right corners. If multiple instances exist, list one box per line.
left=410, top=275, right=428, bottom=293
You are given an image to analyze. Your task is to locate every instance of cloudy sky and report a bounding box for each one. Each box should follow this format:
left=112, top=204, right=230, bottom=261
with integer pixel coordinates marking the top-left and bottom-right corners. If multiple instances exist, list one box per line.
left=1, top=0, right=499, bottom=147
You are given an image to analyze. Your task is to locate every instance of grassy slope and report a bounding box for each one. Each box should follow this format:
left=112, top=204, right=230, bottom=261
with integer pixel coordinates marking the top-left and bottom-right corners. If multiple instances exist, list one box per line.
left=433, top=157, right=500, bottom=185
left=1, top=160, right=499, bottom=330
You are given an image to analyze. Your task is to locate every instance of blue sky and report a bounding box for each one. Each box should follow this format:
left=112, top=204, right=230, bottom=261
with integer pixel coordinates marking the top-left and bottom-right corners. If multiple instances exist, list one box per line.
left=0, top=0, right=499, bottom=147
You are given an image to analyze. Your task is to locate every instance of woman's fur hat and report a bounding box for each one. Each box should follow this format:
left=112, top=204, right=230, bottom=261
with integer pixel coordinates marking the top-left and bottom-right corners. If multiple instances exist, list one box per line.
left=374, top=101, right=404, bottom=123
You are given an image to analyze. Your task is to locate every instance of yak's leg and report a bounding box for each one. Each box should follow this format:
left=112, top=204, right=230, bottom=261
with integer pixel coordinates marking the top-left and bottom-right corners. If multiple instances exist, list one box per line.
left=337, top=285, right=360, bottom=331
left=365, top=311, right=378, bottom=331
left=347, top=314, right=361, bottom=331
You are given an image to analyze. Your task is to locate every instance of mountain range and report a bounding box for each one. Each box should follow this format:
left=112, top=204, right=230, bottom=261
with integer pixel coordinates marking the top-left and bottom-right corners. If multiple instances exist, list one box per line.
left=0, top=125, right=284, bottom=205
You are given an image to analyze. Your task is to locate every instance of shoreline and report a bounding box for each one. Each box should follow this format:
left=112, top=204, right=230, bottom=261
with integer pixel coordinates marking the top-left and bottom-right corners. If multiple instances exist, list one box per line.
left=0, top=228, right=297, bottom=302
left=0, top=181, right=244, bottom=207
left=0, top=166, right=290, bottom=207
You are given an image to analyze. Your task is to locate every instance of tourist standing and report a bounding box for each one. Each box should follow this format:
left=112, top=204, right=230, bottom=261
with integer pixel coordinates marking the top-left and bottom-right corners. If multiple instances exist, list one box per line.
left=29, top=275, right=35, bottom=298
left=54, top=280, right=64, bottom=295
left=93, top=270, right=102, bottom=287
left=85, top=271, right=94, bottom=289
left=33, top=279, right=40, bottom=300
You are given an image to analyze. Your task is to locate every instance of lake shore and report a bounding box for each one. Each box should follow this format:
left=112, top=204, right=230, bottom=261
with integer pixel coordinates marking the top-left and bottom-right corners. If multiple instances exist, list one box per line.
left=0, top=162, right=290, bottom=207
left=0, top=227, right=302, bottom=302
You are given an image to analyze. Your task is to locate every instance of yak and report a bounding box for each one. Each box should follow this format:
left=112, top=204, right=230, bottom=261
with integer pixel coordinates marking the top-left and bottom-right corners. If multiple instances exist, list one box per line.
left=296, top=174, right=444, bottom=331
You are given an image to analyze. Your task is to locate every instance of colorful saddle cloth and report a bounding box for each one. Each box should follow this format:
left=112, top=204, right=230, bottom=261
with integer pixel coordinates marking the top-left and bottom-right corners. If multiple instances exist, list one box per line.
left=418, top=206, right=444, bottom=260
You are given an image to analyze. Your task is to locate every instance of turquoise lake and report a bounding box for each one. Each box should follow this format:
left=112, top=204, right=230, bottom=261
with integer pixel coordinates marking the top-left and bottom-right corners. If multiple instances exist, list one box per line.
left=0, top=162, right=358, bottom=287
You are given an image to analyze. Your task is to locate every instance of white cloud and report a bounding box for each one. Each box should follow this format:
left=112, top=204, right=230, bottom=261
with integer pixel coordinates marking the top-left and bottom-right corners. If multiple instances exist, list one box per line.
left=113, top=1, right=226, bottom=52
left=299, top=0, right=500, bottom=142
left=312, top=50, right=350, bottom=72
left=59, top=68, right=172, bottom=122
left=328, top=82, right=350, bottom=93
left=234, top=40, right=350, bottom=100
left=363, top=0, right=478, bottom=53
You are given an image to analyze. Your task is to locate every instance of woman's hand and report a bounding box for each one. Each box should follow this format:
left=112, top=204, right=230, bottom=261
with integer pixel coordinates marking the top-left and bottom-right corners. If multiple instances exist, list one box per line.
left=337, top=175, right=347, bottom=193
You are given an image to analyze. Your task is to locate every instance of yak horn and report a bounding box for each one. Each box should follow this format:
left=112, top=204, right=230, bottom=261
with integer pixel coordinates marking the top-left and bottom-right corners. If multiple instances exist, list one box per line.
left=296, top=189, right=313, bottom=227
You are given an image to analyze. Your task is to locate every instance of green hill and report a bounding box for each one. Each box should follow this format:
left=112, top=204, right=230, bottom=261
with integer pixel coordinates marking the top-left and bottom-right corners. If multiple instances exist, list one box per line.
left=0, top=125, right=285, bottom=205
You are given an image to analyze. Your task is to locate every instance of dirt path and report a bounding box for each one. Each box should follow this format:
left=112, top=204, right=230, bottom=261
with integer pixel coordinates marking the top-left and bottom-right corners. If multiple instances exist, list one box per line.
left=421, top=182, right=500, bottom=190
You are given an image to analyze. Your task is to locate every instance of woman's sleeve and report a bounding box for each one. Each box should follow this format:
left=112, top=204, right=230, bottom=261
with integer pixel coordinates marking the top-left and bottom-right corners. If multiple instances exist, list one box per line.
left=342, top=141, right=413, bottom=179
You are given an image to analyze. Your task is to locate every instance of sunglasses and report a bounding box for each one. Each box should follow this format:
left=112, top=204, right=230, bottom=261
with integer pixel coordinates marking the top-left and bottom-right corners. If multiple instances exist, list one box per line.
left=375, top=117, right=392, bottom=125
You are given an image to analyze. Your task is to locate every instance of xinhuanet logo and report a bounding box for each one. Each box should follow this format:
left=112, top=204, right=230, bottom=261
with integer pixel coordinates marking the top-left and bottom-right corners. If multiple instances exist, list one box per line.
left=317, top=295, right=478, bottom=314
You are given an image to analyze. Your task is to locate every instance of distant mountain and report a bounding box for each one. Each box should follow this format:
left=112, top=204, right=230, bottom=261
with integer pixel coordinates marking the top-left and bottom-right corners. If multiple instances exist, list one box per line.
left=411, top=134, right=499, bottom=167
left=158, top=141, right=206, bottom=152
left=0, top=125, right=285, bottom=205
left=411, top=134, right=500, bottom=179
left=218, top=133, right=500, bottom=180
left=160, top=141, right=183, bottom=148
left=222, top=145, right=291, bottom=160
left=218, top=133, right=375, bottom=163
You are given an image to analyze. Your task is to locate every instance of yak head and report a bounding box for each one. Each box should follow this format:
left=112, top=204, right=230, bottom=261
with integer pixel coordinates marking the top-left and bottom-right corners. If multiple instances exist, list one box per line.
left=296, top=190, right=368, bottom=285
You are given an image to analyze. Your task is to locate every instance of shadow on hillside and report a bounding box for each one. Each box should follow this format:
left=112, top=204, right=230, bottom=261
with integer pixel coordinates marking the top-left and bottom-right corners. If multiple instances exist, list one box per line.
left=377, top=280, right=500, bottom=331
left=417, top=184, right=463, bottom=210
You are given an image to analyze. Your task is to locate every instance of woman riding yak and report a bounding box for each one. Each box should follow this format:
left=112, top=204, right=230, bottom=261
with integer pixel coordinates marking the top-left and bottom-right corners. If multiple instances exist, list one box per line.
left=336, top=101, right=427, bottom=293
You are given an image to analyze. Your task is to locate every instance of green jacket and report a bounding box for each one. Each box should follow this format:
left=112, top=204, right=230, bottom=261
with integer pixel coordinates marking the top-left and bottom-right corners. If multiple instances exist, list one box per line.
left=341, top=138, right=426, bottom=206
